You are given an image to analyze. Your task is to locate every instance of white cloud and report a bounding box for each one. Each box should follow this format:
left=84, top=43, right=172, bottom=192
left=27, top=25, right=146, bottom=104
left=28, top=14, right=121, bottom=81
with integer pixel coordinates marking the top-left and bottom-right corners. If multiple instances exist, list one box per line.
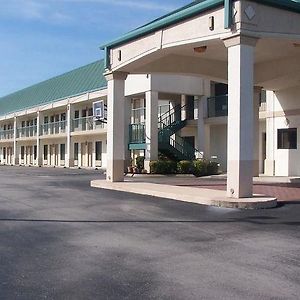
left=0, top=0, right=72, bottom=24
left=62, top=0, right=176, bottom=11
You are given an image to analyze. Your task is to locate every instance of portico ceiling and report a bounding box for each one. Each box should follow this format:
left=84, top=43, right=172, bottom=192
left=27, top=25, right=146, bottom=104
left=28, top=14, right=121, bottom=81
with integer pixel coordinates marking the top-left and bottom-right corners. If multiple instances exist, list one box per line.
left=117, top=37, right=300, bottom=90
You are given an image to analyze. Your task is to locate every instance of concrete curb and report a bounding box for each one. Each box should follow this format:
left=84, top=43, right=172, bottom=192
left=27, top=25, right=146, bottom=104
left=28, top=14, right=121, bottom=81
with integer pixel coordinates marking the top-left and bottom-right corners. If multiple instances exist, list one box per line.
left=91, top=180, right=277, bottom=209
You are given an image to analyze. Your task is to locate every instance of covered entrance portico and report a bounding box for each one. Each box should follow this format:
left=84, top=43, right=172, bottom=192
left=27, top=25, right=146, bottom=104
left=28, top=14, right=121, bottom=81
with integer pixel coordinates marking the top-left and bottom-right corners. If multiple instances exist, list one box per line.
left=102, top=0, right=300, bottom=199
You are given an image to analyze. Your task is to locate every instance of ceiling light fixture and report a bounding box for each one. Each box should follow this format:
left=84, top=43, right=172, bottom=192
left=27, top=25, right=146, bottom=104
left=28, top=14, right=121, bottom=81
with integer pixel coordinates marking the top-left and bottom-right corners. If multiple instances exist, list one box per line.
left=194, top=46, right=207, bottom=53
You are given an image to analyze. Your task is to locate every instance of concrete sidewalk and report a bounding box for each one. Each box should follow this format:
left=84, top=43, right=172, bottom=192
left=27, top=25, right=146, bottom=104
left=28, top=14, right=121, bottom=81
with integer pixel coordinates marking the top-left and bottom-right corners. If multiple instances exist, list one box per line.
left=91, top=179, right=277, bottom=209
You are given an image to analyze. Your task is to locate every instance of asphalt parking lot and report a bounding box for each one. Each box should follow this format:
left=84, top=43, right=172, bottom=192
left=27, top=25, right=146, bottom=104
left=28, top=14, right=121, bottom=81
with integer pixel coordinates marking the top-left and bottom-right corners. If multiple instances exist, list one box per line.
left=0, top=166, right=299, bottom=299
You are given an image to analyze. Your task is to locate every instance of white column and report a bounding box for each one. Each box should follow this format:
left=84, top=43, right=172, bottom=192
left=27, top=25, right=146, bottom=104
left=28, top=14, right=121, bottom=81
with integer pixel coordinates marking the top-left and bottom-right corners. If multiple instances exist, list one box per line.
left=105, top=71, right=128, bottom=182
left=78, top=143, right=82, bottom=167
left=66, top=103, right=74, bottom=168
left=124, top=97, right=132, bottom=169
left=181, top=95, right=187, bottom=120
left=264, top=91, right=275, bottom=175
left=144, top=90, right=158, bottom=173
left=224, top=35, right=258, bottom=198
left=253, top=87, right=261, bottom=177
left=197, top=96, right=212, bottom=159
left=36, top=111, right=42, bottom=166
left=197, top=79, right=211, bottom=159
left=13, top=116, right=18, bottom=165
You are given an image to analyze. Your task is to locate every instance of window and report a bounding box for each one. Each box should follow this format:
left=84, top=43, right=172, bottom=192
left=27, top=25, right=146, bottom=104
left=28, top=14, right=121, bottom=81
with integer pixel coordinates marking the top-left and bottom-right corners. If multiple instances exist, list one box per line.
left=260, top=90, right=266, bottom=104
left=183, top=136, right=195, bottom=148
left=3, top=147, right=6, bottom=159
left=44, top=145, right=48, bottom=160
left=44, top=116, right=49, bottom=124
left=60, top=144, right=65, bottom=161
left=21, top=146, right=25, bottom=160
left=278, top=128, right=297, bottom=149
left=74, top=143, right=78, bottom=160
left=60, top=113, right=66, bottom=131
left=34, top=145, right=37, bottom=160
left=74, top=111, right=79, bottom=129
left=95, top=141, right=102, bottom=161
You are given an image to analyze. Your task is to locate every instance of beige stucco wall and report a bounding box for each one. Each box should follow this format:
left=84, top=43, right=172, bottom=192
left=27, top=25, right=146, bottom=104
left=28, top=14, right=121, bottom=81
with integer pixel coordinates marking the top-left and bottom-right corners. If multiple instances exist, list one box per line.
left=266, top=85, right=300, bottom=176
left=210, top=124, right=227, bottom=172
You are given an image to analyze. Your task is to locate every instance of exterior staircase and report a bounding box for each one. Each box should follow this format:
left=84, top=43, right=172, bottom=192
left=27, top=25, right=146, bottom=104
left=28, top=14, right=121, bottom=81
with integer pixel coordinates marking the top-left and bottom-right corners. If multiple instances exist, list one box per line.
left=158, top=104, right=201, bottom=161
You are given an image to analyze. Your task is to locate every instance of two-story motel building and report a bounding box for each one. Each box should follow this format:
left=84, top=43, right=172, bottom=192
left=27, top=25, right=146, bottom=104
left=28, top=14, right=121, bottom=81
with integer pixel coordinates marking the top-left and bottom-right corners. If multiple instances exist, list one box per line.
left=1, top=0, right=300, bottom=200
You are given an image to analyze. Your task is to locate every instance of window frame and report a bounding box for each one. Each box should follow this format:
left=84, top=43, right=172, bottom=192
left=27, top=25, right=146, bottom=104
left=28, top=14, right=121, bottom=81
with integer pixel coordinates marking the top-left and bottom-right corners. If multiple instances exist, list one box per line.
left=277, top=128, right=297, bottom=150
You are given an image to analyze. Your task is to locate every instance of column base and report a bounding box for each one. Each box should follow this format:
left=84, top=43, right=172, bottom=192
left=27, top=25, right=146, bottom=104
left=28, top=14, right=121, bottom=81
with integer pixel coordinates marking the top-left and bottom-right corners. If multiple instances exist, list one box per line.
left=253, top=159, right=259, bottom=177
left=144, top=159, right=152, bottom=173
left=227, top=160, right=253, bottom=198
left=264, top=159, right=275, bottom=176
left=106, top=159, right=125, bottom=182
left=66, top=159, right=74, bottom=168
left=36, top=158, right=43, bottom=167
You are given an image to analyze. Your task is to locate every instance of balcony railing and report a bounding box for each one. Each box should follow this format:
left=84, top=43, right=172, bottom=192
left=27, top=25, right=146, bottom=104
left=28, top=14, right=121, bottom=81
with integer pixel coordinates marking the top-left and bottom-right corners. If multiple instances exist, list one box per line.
left=132, top=107, right=145, bottom=124
left=40, top=120, right=67, bottom=135
left=0, top=129, right=14, bottom=140
left=17, top=126, right=37, bottom=138
left=207, top=95, right=228, bottom=118
left=129, top=124, right=146, bottom=144
left=72, top=116, right=106, bottom=132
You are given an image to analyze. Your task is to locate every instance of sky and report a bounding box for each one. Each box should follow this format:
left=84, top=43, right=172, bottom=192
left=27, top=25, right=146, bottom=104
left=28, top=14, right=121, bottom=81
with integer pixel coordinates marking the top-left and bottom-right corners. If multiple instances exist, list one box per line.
left=0, top=0, right=191, bottom=97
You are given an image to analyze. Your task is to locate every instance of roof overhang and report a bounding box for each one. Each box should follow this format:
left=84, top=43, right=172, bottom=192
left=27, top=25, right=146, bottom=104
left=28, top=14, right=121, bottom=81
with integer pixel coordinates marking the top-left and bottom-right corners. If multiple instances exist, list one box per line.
left=100, top=0, right=300, bottom=69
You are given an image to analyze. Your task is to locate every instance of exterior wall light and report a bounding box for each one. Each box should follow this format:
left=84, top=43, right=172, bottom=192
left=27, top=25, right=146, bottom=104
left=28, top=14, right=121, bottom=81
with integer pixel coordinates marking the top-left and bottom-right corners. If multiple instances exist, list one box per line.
left=194, top=46, right=207, bottom=54
left=209, top=16, right=214, bottom=31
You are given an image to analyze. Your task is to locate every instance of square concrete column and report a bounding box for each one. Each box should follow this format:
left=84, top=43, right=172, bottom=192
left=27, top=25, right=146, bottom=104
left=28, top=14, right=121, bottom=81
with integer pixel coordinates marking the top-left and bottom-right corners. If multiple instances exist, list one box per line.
left=144, top=91, right=159, bottom=172
left=105, top=71, right=128, bottom=182
left=13, top=117, right=18, bottom=165
left=36, top=111, right=43, bottom=166
left=124, top=97, right=132, bottom=170
left=181, top=95, right=187, bottom=120
left=253, top=87, right=261, bottom=177
left=224, top=35, right=258, bottom=198
left=264, top=91, right=275, bottom=176
left=66, top=103, right=74, bottom=168
left=197, top=97, right=211, bottom=159
left=78, top=142, right=82, bottom=167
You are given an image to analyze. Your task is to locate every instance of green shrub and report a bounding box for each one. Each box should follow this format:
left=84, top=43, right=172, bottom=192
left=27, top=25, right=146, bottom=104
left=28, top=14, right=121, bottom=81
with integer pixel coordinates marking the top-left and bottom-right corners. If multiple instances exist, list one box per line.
left=136, top=156, right=145, bottom=170
left=150, top=160, right=177, bottom=174
left=193, top=160, right=208, bottom=177
left=207, top=161, right=219, bottom=175
left=177, top=160, right=193, bottom=174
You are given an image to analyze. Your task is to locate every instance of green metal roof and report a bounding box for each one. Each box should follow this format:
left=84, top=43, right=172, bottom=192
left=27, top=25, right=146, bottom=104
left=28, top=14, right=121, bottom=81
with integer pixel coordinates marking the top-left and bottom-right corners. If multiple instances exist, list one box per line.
left=100, top=0, right=300, bottom=58
left=0, top=59, right=107, bottom=117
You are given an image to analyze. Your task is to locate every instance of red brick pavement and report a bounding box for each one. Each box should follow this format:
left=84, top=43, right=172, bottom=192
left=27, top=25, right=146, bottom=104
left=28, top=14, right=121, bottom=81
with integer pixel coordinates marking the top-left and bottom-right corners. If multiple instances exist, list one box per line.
left=132, top=175, right=300, bottom=202
left=176, top=180, right=300, bottom=202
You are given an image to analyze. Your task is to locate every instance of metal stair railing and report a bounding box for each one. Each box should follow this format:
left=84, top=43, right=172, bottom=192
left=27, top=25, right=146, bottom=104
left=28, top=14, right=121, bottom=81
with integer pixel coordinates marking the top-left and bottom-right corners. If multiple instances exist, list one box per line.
left=158, top=104, right=203, bottom=160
